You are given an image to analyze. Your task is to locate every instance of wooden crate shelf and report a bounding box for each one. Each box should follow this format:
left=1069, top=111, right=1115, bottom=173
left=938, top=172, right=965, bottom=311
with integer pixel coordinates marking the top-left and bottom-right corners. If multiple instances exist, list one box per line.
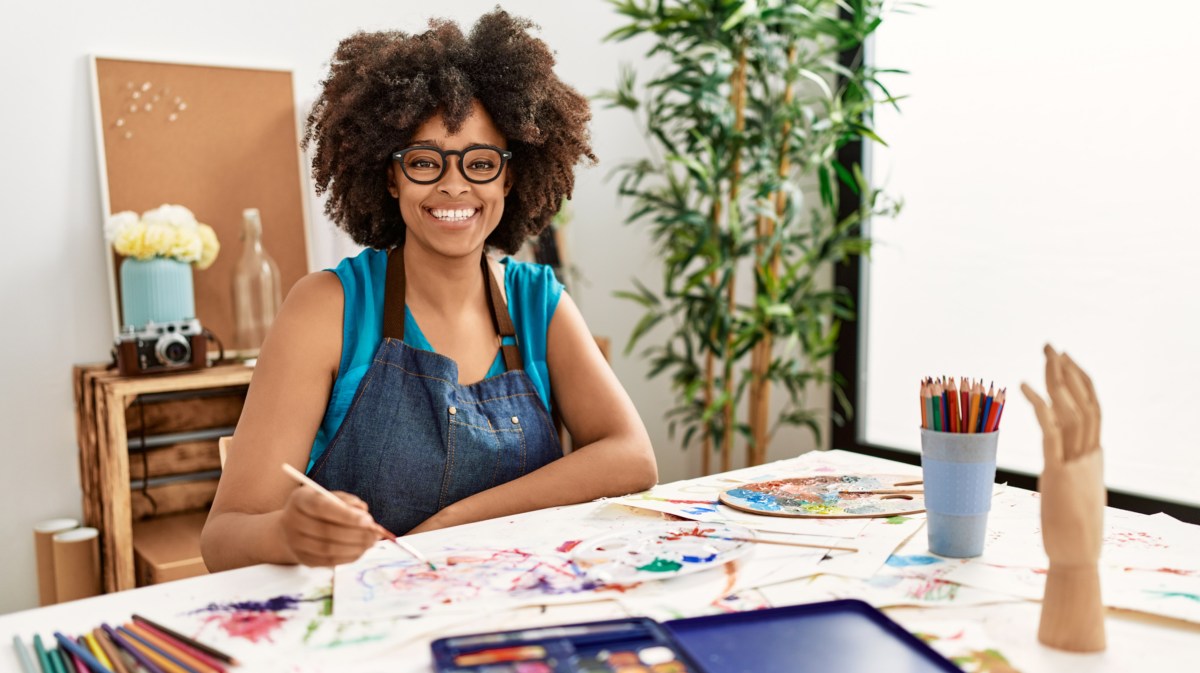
left=73, top=363, right=254, bottom=592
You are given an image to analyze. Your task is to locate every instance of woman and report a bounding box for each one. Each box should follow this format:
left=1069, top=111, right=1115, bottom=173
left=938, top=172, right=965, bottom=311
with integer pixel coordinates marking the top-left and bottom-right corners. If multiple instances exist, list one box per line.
left=201, top=10, right=657, bottom=571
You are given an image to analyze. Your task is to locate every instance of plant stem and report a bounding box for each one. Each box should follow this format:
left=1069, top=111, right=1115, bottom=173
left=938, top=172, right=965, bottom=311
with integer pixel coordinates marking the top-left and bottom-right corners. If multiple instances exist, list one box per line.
left=723, top=42, right=749, bottom=472
left=749, top=43, right=797, bottom=466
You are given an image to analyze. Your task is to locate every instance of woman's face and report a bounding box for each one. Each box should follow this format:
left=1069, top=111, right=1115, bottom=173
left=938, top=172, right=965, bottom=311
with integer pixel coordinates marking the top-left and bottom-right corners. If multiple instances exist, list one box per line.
left=388, top=100, right=512, bottom=260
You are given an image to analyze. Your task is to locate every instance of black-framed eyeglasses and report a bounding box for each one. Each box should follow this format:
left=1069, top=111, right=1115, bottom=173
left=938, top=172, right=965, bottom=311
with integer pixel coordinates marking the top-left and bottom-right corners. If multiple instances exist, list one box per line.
left=391, top=144, right=512, bottom=185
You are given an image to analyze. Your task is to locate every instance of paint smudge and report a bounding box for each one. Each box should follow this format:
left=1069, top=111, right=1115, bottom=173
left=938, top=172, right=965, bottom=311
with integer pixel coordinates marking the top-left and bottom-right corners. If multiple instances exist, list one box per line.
left=1124, top=567, right=1196, bottom=577
left=556, top=539, right=582, bottom=553
left=194, top=594, right=301, bottom=613
left=724, top=489, right=783, bottom=511
left=202, top=610, right=287, bottom=643
left=951, top=649, right=1019, bottom=673
left=1145, top=590, right=1200, bottom=603
left=636, top=558, right=683, bottom=573
left=885, top=515, right=912, bottom=524
left=682, top=553, right=718, bottom=563
left=886, top=554, right=941, bottom=568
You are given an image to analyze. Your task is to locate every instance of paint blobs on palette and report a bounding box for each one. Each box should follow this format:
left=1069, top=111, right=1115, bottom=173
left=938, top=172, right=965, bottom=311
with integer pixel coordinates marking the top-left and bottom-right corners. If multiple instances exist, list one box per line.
left=571, top=522, right=755, bottom=584
left=719, top=474, right=927, bottom=519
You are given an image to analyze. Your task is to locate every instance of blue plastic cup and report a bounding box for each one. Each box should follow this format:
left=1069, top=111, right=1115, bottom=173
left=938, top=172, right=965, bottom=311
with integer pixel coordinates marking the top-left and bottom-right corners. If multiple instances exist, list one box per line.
left=919, top=429, right=999, bottom=558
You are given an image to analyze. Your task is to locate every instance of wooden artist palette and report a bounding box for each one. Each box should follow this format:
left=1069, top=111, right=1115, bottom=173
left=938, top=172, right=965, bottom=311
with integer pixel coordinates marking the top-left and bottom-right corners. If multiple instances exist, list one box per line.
left=571, top=521, right=755, bottom=584
left=719, top=474, right=926, bottom=519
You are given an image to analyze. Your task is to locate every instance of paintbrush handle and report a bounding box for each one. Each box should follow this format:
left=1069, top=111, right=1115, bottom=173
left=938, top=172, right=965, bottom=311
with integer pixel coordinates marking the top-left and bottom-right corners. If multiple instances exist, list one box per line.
left=838, top=489, right=924, bottom=495
left=711, top=535, right=858, bottom=553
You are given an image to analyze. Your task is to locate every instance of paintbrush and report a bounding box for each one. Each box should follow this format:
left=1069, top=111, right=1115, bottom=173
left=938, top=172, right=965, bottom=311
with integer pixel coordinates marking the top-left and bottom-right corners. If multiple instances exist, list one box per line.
left=838, top=489, right=924, bottom=495
left=705, top=535, right=858, bottom=553
left=280, top=463, right=437, bottom=571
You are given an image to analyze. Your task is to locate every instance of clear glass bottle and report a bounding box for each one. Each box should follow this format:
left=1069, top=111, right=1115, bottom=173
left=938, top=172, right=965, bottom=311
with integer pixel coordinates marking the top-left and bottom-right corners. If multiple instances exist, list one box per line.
left=231, top=208, right=282, bottom=354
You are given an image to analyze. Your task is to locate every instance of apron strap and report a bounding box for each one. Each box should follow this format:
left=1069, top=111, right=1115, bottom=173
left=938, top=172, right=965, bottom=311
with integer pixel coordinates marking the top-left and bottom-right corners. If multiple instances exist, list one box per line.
left=381, top=247, right=524, bottom=372
left=382, top=247, right=407, bottom=341
left=483, top=252, right=524, bottom=372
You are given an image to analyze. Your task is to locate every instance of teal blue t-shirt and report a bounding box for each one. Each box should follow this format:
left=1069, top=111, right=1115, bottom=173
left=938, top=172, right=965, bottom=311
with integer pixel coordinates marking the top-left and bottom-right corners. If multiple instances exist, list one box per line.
left=307, top=248, right=564, bottom=472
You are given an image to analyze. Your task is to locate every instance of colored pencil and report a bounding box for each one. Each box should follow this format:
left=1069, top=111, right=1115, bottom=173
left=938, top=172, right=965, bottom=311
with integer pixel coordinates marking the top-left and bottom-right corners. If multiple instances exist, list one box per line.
left=959, top=377, right=969, bottom=432
left=116, top=626, right=196, bottom=673
left=33, top=634, right=52, bottom=673
left=919, top=381, right=927, bottom=429
left=50, top=647, right=69, bottom=673
left=129, top=616, right=238, bottom=667
left=52, top=633, right=110, bottom=673
left=124, top=623, right=220, bottom=673
left=12, top=635, right=38, bottom=673
left=101, top=625, right=166, bottom=673
left=979, top=382, right=994, bottom=433
left=703, top=535, right=858, bottom=553
left=939, top=380, right=950, bottom=433
left=128, top=621, right=225, bottom=672
left=81, top=635, right=112, bottom=672
left=947, top=378, right=960, bottom=433
left=922, top=382, right=934, bottom=429
left=921, top=376, right=1006, bottom=433
left=91, top=630, right=131, bottom=673
left=280, top=462, right=437, bottom=571
left=930, top=381, right=942, bottom=431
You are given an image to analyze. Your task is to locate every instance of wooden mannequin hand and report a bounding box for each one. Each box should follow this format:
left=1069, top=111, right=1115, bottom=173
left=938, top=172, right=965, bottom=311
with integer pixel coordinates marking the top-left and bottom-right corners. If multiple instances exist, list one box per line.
left=1021, top=344, right=1106, bottom=651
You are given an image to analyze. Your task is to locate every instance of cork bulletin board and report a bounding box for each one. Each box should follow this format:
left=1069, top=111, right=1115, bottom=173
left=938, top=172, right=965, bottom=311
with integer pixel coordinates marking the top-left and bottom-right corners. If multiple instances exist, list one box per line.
left=91, top=56, right=311, bottom=347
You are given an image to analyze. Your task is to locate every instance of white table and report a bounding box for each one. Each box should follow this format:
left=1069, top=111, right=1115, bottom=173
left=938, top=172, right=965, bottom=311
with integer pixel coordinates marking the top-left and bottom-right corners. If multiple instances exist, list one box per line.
left=4, top=450, right=1197, bottom=672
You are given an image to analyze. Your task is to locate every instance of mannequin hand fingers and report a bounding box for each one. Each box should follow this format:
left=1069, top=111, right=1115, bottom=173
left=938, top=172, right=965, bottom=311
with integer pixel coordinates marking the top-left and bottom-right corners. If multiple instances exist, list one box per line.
left=1021, top=382, right=1062, bottom=466
left=1062, top=353, right=1102, bottom=453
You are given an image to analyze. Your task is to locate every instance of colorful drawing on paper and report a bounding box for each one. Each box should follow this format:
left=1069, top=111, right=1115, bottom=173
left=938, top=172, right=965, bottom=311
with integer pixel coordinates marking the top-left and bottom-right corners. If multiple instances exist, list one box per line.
left=571, top=522, right=755, bottom=584
left=333, top=547, right=604, bottom=619
left=190, top=593, right=307, bottom=644
left=719, top=474, right=926, bottom=518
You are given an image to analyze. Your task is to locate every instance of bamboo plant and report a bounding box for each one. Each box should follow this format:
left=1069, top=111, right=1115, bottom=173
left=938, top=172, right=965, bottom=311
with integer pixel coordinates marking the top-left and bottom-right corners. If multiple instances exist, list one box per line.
left=604, top=0, right=901, bottom=473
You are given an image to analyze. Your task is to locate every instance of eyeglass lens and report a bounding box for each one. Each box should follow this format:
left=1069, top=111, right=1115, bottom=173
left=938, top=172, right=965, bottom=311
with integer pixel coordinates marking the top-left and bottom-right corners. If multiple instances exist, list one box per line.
left=400, top=147, right=504, bottom=184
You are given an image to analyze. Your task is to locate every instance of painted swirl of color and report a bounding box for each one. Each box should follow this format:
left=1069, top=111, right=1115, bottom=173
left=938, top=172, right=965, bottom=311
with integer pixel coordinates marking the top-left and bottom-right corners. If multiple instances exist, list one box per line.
left=570, top=521, right=755, bottom=584
left=719, top=474, right=927, bottom=519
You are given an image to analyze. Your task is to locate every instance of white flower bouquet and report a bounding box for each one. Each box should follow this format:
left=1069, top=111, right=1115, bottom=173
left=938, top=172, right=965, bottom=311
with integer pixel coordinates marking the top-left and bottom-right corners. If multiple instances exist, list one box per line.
left=105, top=204, right=220, bottom=270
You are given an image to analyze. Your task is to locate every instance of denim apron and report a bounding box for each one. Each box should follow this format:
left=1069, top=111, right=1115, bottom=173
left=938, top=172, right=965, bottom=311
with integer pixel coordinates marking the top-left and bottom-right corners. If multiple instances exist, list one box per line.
left=309, top=248, right=563, bottom=534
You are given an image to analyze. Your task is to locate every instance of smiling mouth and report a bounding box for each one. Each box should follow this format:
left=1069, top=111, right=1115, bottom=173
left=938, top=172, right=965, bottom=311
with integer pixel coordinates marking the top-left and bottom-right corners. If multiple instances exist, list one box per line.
left=428, top=207, right=479, bottom=222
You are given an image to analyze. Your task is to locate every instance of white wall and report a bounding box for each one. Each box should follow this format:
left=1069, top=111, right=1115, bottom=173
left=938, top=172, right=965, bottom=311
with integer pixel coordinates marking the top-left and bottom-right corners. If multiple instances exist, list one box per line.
left=0, top=0, right=824, bottom=613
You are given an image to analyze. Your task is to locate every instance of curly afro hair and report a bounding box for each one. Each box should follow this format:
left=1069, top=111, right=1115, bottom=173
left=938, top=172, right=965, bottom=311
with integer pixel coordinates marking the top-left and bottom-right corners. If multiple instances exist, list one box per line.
left=302, top=9, right=596, bottom=254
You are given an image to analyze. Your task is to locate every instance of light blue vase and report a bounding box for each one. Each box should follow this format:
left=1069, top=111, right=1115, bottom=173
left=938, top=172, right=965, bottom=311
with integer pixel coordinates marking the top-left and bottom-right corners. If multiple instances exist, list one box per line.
left=120, top=257, right=195, bottom=328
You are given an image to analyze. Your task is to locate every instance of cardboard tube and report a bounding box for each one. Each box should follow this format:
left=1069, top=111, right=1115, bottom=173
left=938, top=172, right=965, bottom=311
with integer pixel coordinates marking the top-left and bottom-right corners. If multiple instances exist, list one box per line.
left=52, top=527, right=101, bottom=603
left=33, top=518, right=79, bottom=605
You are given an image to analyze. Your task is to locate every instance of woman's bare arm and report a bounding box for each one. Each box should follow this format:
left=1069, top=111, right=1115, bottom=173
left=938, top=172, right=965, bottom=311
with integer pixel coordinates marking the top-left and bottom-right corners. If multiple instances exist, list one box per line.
left=201, top=271, right=376, bottom=570
left=409, top=292, right=657, bottom=533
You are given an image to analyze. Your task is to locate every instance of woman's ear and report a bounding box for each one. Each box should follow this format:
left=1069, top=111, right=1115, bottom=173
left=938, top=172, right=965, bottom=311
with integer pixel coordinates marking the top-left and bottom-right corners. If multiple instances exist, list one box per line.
left=387, top=163, right=399, bottom=198
left=503, top=167, right=515, bottom=197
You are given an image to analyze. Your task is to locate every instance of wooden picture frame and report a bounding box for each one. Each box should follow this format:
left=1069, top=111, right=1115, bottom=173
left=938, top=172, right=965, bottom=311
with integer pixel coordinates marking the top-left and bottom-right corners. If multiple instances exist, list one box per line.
left=90, top=56, right=312, bottom=353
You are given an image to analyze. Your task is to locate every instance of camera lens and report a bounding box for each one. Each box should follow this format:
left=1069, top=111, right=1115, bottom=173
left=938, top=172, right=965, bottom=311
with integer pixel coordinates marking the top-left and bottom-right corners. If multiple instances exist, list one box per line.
left=155, top=333, right=191, bottom=366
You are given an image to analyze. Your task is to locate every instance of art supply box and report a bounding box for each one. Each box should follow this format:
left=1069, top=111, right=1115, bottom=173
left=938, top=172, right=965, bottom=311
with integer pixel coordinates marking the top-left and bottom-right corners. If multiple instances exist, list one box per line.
left=432, top=599, right=960, bottom=673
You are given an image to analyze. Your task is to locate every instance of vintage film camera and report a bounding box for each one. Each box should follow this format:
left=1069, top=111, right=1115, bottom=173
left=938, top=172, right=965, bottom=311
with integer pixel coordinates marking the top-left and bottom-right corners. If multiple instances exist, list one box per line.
left=115, top=318, right=208, bottom=376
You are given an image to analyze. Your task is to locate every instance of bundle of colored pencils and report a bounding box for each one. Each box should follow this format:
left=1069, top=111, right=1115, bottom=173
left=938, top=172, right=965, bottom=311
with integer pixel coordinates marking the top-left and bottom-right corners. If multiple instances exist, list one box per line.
left=920, top=377, right=1006, bottom=433
left=12, top=613, right=239, bottom=673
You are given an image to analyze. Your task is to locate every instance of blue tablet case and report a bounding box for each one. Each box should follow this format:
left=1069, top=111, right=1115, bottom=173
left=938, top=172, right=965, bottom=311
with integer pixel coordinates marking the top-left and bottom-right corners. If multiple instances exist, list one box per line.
left=664, top=599, right=962, bottom=672
left=432, top=599, right=961, bottom=673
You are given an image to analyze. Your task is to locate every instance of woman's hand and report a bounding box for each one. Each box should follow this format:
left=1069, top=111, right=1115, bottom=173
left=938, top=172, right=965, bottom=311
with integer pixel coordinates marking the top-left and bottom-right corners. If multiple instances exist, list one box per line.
left=280, top=487, right=379, bottom=567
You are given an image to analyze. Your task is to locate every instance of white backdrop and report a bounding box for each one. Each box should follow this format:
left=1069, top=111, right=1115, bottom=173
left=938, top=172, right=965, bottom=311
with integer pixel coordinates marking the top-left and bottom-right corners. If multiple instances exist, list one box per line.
left=863, top=0, right=1200, bottom=505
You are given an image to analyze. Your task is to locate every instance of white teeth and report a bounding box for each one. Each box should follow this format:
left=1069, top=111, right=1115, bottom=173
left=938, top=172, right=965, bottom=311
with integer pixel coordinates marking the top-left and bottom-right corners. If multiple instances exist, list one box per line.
left=430, top=208, right=478, bottom=222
